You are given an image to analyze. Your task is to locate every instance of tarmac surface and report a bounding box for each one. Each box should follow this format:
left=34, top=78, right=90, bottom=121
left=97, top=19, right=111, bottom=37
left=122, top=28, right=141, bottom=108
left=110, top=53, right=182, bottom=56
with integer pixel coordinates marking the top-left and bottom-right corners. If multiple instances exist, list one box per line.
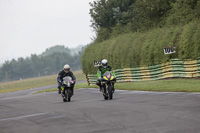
left=1, top=85, right=200, bottom=133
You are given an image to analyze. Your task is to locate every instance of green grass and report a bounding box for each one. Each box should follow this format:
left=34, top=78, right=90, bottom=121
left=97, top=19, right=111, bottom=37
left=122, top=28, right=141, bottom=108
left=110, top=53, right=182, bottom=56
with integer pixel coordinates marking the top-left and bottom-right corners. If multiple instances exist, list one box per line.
left=1, top=70, right=200, bottom=94
left=115, top=79, right=200, bottom=92
left=34, top=78, right=200, bottom=94
left=33, top=82, right=96, bottom=94
left=0, top=70, right=86, bottom=93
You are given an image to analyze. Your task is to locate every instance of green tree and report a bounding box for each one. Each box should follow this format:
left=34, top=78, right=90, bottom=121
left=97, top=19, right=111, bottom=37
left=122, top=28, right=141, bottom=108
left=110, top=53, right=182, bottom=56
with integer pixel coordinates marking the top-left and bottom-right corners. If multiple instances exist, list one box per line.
left=165, top=0, right=200, bottom=25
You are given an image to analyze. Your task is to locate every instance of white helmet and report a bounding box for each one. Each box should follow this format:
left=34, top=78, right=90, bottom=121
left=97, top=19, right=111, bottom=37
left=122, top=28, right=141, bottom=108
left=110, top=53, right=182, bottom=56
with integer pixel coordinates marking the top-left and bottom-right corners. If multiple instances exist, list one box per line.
left=101, top=59, right=108, bottom=68
left=64, top=64, right=70, bottom=73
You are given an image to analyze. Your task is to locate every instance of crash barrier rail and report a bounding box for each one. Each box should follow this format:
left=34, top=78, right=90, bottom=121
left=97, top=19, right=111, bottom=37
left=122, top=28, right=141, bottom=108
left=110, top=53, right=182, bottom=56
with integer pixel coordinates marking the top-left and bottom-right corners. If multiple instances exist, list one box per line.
left=86, top=59, right=200, bottom=85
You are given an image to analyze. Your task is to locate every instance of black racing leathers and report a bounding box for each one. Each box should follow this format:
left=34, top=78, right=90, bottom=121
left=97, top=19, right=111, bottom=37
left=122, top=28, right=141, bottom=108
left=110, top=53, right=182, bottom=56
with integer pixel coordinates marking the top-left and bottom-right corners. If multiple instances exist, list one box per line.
left=57, top=70, right=76, bottom=83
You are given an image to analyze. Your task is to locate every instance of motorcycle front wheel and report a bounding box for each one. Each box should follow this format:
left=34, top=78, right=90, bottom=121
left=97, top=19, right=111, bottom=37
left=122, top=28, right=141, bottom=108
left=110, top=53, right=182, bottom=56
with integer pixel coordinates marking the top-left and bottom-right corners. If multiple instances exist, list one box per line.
left=63, top=89, right=72, bottom=102
left=108, top=85, right=113, bottom=100
left=102, top=86, right=108, bottom=100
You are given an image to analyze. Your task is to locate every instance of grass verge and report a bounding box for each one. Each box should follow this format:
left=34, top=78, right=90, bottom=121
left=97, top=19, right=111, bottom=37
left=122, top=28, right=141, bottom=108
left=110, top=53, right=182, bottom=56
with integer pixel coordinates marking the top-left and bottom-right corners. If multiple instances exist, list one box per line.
left=1, top=70, right=200, bottom=94
left=34, top=78, right=200, bottom=94
left=115, top=79, right=200, bottom=92
left=0, top=70, right=86, bottom=93
left=33, top=82, right=97, bottom=94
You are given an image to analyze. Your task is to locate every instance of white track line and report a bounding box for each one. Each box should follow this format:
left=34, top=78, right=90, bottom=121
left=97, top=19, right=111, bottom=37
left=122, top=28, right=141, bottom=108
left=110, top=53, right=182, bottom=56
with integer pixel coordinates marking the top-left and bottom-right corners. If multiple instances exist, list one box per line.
left=0, top=113, right=46, bottom=122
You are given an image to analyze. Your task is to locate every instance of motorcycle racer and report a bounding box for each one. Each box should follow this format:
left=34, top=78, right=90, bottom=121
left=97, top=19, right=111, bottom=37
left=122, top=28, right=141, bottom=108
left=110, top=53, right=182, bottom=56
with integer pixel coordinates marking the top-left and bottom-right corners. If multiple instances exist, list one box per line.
left=96, top=59, right=115, bottom=91
left=57, top=64, right=76, bottom=94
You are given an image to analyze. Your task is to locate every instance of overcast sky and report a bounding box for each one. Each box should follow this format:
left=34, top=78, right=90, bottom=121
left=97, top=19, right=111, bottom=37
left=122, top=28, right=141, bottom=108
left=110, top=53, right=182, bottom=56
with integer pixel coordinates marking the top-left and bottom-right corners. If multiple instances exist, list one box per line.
left=0, top=0, right=95, bottom=64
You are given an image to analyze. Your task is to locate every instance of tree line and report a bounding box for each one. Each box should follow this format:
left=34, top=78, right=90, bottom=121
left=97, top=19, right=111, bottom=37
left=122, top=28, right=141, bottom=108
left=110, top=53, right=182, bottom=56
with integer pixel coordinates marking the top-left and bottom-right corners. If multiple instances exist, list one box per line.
left=81, top=0, right=200, bottom=74
left=89, top=0, right=200, bottom=42
left=0, top=45, right=84, bottom=82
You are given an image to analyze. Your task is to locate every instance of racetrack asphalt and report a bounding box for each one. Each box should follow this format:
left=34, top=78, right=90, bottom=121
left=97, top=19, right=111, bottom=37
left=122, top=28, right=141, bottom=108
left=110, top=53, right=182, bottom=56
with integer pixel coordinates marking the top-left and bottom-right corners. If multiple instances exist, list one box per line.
left=1, top=85, right=200, bottom=133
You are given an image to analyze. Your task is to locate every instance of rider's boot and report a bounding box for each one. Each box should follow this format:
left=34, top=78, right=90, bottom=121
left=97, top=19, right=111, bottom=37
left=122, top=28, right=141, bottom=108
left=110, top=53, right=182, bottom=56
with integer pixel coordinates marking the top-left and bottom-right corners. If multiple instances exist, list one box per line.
left=96, top=81, right=102, bottom=92
left=112, top=85, right=115, bottom=93
left=112, top=87, right=115, bottom=93
left=58, top=86, right=61, bottom=94
left=71, top=88, right=74, bottom=95
left=100, top=86, right=103, bottom=92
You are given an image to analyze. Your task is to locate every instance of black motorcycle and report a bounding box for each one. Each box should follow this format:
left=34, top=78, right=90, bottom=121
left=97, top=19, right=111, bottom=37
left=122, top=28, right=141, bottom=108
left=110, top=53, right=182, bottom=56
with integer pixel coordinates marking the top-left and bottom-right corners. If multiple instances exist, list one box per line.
left=100, top=71, right=116, bottom=100
left=60, top=76, right=74, bottom=102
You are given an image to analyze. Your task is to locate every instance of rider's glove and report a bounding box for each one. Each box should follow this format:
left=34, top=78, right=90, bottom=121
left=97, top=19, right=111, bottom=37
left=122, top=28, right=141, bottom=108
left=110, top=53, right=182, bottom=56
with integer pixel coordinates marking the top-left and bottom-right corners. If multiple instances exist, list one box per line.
left=73, top=80, right=76, bottom=84
left=71, top=80, right=75, bottom=85
left=98, top=77, right=102, bottom=81
left=58, top=79, right=62, bottom=83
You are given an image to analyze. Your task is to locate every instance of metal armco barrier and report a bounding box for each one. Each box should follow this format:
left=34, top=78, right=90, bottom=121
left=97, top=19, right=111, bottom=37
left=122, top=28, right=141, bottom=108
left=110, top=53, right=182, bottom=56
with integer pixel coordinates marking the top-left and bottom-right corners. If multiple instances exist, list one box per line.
left=86, top=59, right=200, bottom=85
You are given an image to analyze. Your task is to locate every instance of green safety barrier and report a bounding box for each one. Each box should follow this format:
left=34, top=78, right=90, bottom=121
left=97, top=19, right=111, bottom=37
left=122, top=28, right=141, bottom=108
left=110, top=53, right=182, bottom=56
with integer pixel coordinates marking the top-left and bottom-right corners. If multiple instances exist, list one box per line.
left=86, top=58, right=200, bottom=85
